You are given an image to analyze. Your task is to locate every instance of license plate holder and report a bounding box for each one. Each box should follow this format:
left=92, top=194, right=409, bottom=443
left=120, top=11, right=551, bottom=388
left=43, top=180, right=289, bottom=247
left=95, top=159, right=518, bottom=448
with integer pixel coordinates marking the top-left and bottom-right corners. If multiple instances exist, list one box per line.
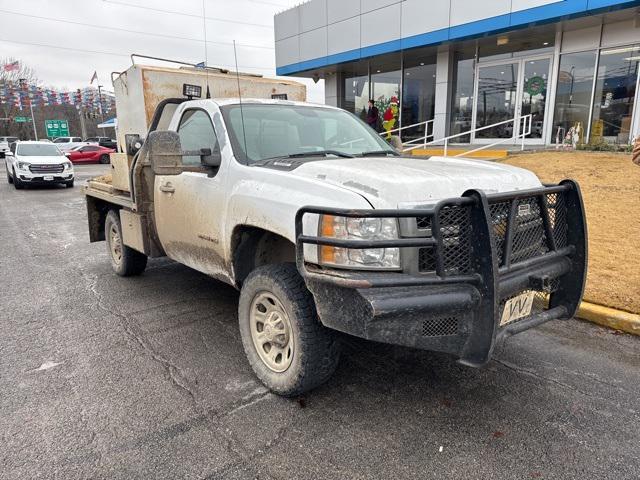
left=43, top=175, right=54, bottom=181
left=500, top=291, right=535, bottom=326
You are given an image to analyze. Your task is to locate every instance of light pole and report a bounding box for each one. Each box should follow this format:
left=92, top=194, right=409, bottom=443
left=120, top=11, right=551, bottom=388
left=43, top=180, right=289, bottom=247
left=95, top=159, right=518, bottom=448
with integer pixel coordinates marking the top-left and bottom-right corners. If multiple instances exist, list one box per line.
left=19, top=78, right=38, bottom=140
left=97, top=84, right=105, bottom=136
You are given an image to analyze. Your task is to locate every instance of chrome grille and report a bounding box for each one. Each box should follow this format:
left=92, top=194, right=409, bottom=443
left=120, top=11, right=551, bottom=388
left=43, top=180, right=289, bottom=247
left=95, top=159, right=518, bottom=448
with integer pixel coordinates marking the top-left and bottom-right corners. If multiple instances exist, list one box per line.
left=29, top=164, right=64, bottom=174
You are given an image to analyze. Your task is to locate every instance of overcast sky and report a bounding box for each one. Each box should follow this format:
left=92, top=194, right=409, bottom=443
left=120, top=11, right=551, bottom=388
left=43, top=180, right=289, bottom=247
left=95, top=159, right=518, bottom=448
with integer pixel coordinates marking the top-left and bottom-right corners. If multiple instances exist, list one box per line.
left=0, top=0, right=324, bottom=102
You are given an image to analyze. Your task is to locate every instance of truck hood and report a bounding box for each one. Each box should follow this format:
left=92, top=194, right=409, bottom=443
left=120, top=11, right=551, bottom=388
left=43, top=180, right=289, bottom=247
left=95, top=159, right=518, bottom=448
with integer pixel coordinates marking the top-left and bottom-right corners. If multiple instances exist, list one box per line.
left=290, top=156, right=543, bottom=208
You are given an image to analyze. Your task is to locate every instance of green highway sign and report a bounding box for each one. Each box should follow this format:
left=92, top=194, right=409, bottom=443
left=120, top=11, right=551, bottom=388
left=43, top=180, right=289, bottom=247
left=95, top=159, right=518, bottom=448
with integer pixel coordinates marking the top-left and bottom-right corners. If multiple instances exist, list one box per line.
left=14, top=116, right=31, bottom=123
left=45, top=119, right=70, bottom=138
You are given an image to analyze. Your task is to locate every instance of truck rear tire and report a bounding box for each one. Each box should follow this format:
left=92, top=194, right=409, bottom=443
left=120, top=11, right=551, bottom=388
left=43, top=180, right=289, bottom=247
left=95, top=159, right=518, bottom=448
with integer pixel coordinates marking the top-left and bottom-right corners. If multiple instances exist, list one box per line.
left=105, top=210, right=147, bottom=276
left=238, top=263, right=341, bottom=397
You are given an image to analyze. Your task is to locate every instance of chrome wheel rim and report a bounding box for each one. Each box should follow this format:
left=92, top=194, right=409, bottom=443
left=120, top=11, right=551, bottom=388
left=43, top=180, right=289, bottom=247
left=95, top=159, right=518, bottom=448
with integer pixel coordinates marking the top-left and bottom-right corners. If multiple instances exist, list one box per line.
left=249, top=291, right=294, bottom=373
left=108, top=223, right=122, bottom=265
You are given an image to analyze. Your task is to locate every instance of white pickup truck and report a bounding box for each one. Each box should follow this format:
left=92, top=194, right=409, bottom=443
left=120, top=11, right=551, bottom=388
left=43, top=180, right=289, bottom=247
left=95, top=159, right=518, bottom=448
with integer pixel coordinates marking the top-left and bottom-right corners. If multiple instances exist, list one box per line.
left=84, top=97, right=587, bottom=396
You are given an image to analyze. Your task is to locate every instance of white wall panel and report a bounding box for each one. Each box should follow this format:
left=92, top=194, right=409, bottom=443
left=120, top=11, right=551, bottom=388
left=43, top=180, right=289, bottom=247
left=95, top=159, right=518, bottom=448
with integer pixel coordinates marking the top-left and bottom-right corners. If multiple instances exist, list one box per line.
left=511, top=0, right=561, bottom=12
left=601, top=20, right=640, bottom=48
left=401, top=0, right=450, bottom=38
left=361, top=0, right=401, bottom=14
left=300, top=0, right=328, bottom=33
left=275, top=37, right=300, bottom=67
left=299, top=27, right=328, bottom=62
left=327, top=0, right=360, bottom=23
left=360, top=3, right=401, bottom=48
left=450, top=0, right=511, bottom=26
left=561, top=25, right=602, bottom=52
left=328, top=17, right=361, bottom=55
left=274, top=8, right=299, bottom=41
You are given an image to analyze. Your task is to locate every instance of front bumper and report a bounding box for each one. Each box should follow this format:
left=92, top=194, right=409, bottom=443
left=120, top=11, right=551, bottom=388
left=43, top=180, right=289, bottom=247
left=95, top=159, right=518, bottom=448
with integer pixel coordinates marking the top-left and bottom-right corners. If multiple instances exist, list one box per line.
left=17, top=171, right=74, bottom=183
left=295, top=181, right=587, bottom=367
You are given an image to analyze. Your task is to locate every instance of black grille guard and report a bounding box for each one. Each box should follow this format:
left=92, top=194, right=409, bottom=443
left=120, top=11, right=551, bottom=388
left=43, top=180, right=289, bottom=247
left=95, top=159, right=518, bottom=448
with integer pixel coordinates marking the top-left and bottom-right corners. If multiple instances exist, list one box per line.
left=294, top=180, right=588, bottom=366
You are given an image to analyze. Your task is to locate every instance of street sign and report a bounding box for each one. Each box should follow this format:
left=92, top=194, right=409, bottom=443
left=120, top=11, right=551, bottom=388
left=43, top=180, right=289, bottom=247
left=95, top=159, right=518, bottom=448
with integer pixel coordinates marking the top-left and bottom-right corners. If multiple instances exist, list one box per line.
left=45, top=119, right=70, bottom=138
left=14, top=116, right=31, bottom=123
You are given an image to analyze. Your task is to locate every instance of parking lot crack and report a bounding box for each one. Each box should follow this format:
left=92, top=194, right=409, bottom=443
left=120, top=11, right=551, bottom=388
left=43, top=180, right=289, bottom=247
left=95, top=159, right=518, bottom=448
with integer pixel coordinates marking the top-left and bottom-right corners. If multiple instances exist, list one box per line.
left=83, top=271, right=200, bottom=409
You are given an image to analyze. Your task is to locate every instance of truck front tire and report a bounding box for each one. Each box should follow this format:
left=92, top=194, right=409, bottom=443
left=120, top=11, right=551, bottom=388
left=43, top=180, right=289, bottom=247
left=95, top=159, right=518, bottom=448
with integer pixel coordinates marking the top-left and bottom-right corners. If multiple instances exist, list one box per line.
left=105, top=210, right=147, bottom=276
left=6, top=167, right=13, bottom=184
left=13, top=169, right=23, bottom=189
left=238, top=263, right=341, bottom=397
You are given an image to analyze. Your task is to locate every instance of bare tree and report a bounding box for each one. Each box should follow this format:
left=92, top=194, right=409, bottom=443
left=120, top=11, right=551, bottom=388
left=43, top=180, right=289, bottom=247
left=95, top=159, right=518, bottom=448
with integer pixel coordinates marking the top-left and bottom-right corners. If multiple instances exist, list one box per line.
left=0, top=58, right=40, bottom=137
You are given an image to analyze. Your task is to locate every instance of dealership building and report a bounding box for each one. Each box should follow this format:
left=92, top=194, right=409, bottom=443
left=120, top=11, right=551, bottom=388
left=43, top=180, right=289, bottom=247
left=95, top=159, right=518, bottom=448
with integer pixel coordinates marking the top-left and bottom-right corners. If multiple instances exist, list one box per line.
left=274, top=0, right=640, bottom=147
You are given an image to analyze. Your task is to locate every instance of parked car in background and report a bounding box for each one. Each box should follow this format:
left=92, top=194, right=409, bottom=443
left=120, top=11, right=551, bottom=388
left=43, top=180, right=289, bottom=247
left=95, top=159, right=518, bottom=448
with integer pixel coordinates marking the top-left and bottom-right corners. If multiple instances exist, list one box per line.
left=85, top=136, right=117, bottom=150
left=4, top=141, right=74, bottom=189
left=52, top=136, right=87, bottom=152
left=0, top=136, right=19, bottom=154
left=67, top=144, right=114, bottom=164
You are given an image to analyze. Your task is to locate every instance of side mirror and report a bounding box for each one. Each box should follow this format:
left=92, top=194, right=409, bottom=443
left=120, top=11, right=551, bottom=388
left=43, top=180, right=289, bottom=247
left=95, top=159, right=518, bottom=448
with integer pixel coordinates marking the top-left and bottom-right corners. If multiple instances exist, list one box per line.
left=147, top=130, right=183, bottom=176
left=64, top=152, right=71, bottom=158
left=200, top=148, right=222, bottom=168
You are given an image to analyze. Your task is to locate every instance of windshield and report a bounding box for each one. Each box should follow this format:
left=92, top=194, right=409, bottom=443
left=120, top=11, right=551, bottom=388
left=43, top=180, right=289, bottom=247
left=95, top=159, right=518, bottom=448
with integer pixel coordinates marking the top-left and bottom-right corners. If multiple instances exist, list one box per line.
left=17, top=144, right=63, bottom=156
left=220, top=104, right=396, bottom=164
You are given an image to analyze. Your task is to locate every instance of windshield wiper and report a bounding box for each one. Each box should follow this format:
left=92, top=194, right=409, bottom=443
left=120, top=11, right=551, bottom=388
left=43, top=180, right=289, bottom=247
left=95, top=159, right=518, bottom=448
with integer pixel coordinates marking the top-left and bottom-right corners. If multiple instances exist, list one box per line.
left=262, top=150, right=354, bottom=162
left=356, top=150, right=400, bottom=157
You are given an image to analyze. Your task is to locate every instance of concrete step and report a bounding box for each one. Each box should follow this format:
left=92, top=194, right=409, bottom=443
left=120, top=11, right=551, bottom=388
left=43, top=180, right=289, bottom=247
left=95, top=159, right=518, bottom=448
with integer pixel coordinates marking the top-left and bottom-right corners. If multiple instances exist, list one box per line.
left=408, top=148, right=509, bottom=159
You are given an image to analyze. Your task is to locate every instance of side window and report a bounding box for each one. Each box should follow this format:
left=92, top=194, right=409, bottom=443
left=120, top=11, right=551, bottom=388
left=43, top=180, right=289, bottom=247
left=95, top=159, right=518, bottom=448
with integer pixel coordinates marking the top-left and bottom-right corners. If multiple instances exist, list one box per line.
left=73, top=137, right=82, bottom=142
left=10, top=143, right=16, bottom=154
left=177, top=109, right=219, bottom=166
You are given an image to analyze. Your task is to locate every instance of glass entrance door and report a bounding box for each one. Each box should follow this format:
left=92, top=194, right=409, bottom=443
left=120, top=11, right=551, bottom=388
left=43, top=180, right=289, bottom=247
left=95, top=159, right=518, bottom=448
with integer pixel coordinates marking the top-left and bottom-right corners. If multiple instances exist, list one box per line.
left=475, top=62, right=520, bottom=140
left=473, top=56, right=551, bottom=144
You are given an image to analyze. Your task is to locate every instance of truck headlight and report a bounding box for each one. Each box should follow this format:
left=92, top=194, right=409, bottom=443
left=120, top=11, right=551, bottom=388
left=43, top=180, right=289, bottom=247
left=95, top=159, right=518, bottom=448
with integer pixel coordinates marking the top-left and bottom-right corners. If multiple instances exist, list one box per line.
left=17, top=161, right=30, bottom=170
left=318, top=215, right=400, bottom=270
left=63, top=161, right=73, bottom=171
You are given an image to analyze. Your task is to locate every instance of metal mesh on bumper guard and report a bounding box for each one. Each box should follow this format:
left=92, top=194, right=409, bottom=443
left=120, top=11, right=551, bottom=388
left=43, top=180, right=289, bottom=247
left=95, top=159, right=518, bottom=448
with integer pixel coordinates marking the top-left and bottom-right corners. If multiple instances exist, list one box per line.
left=295, top=181, right=587, bottom=367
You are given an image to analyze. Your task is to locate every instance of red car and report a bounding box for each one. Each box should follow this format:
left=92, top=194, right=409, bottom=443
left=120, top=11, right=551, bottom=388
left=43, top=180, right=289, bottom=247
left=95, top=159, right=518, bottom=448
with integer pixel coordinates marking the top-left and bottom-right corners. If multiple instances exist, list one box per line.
left=67, top=145, right=114, bottom=164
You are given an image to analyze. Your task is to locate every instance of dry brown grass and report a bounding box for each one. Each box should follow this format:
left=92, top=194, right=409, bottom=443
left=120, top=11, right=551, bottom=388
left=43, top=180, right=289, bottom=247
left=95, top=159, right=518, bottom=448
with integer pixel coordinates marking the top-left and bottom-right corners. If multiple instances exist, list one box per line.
left=502, top=151, right=640, bottom=314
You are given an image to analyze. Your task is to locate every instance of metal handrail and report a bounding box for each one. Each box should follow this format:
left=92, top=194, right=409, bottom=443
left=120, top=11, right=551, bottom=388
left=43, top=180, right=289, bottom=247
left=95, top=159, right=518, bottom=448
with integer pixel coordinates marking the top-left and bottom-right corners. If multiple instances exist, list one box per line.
left=403, top=114, right=533, bottom=156
left=380, top=119, right=435, bottom=148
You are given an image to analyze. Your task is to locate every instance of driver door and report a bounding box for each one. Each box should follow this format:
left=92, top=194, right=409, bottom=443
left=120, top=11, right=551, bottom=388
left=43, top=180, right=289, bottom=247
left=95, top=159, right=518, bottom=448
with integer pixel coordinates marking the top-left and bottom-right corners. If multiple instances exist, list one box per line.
left=154, top=107, right=228, bottom=279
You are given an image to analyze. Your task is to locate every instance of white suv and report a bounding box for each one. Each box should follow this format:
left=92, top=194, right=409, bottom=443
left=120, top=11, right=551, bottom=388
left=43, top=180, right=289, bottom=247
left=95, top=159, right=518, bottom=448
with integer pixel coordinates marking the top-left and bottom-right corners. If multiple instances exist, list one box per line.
left=4, top=141, right=74, bottom=189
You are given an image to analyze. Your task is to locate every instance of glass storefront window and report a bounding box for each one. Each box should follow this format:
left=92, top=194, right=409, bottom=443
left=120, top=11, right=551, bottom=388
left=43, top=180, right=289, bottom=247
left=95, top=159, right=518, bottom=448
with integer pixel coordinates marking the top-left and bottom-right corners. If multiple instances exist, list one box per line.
left=590, top=45, right=639, bottom=145
left=450, top=44, right=476, bottom=143
left=552, top=51, right=597, bottom=145
left=371, top=55, right=401, bottom=136
left=342, top=61, right=370, bottom=121
left=401, top=49, right=437, bottom=142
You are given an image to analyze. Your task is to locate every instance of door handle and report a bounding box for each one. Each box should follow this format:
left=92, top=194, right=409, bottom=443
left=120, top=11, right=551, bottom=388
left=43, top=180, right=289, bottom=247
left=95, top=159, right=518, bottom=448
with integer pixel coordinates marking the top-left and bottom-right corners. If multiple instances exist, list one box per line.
left=159, top=182, right=175, bottom=193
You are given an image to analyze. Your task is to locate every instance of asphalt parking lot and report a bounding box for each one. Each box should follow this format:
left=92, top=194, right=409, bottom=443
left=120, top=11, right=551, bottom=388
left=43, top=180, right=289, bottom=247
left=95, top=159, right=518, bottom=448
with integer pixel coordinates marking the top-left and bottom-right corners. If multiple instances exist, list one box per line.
left=1, top=163, right=639, bottom=479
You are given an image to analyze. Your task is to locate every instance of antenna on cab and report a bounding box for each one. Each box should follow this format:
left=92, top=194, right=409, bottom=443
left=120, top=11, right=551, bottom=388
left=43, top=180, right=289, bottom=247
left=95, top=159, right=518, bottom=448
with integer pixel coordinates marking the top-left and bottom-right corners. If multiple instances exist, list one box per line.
left=233, top=40, right=248, bottom=156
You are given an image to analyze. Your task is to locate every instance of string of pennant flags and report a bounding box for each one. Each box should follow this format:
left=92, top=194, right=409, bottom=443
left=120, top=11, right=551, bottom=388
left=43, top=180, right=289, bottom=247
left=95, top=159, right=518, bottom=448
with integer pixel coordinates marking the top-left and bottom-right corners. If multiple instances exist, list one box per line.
left=0, top=81, right=115, bottom=113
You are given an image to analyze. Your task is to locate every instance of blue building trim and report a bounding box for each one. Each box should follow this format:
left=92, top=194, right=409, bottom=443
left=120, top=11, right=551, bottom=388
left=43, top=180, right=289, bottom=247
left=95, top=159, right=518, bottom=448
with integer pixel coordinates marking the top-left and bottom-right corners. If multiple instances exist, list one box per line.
left=275, top=0, right=640, bottom=76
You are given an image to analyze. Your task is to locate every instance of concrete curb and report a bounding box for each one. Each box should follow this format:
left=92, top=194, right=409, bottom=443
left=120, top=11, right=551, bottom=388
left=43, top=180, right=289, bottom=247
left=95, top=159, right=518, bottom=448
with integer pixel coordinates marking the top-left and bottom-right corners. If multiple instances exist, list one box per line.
left=577, top=301, right=640, bottom=336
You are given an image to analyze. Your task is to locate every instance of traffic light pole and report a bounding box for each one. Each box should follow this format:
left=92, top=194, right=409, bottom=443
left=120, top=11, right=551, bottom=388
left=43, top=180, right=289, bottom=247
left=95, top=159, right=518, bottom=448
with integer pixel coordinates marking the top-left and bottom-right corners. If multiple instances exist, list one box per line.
left=77, top=105, right=88, bottom=140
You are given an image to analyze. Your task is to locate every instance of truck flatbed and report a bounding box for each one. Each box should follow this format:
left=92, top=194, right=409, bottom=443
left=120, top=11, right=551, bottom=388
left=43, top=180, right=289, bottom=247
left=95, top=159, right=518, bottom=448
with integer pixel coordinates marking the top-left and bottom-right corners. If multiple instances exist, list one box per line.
left=83, top=175, right=136, bottom=211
